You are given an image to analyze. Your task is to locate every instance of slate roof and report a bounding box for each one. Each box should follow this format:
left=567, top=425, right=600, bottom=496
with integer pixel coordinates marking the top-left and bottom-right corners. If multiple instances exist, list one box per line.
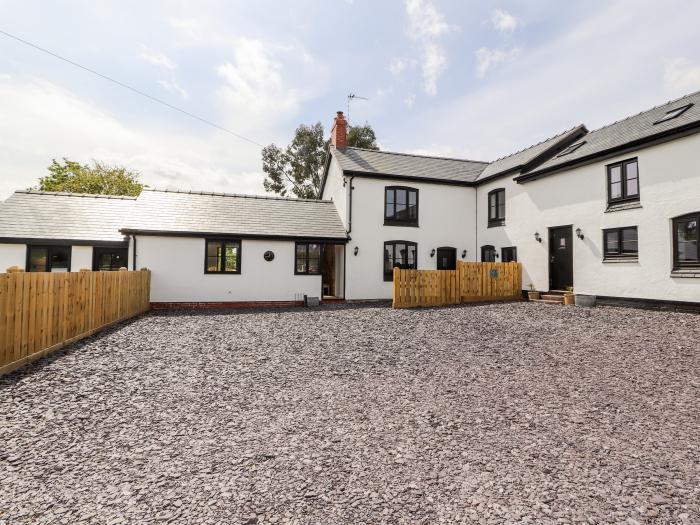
left=332, top=146, right=489, bottom=184
left=521, top=89, right=700, bottom=179
left=122, top=189, right=347, bottom=240
left=475, top=125, right=587, bottom=181
left=0, top=191, right=135, bottom=243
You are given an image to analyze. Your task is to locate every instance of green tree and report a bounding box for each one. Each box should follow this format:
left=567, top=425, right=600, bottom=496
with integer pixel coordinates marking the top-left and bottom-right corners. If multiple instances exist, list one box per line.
left=37, top=158, right=144, bottom=196
left=262, top=122, right=379, bottom=198
left=348, top=122, right=379, bottom=150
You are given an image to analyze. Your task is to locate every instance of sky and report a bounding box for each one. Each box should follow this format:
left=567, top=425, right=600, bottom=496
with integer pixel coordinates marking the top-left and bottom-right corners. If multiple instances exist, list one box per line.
left=1, top=0, right=700, bottom=199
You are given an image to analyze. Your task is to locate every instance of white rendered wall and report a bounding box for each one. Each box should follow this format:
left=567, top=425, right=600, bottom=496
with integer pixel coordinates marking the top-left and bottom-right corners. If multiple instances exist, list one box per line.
left=136, top=236, right=322, bottom=303
left=344, top=177, right=477, bottom=300
left=0, top=243, right=25, bottom=271
left=71, top=246, right=93, bottom=271
left=321, top=157, right=349, bottom=229
left=476, top=133, right=700, bottom=302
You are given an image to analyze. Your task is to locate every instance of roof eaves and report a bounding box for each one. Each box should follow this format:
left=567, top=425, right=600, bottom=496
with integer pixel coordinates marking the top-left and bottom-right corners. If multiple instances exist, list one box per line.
left=120, top=228, right=349, bottom=242
left=342, top=170, right=478, bottom=186
left=515, top=119, right=700, bottom=183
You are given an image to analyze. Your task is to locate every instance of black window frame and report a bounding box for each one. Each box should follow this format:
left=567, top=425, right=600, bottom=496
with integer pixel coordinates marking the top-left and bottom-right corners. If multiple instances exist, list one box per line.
left=92, top=247, right=129, bottom=271
left=606, top=158, right=640, bottom=205
left=26, top=245, right=72, bottom=272
left=383, top=240, right=417, bottom=281
left=204, top=238, right=241, bottom=274
left=294, top=242, right=322, bottom=275
left=603, top=226, right=639, bottom=260
left=481, top=245, right=497, bottom=262
left=487, top=188, right=505, bottom=227
left=501, top=246, right=517, bottom=262
left=384, top=186, right=419, bottom=227
left=672, top=212, right=700, bottom=269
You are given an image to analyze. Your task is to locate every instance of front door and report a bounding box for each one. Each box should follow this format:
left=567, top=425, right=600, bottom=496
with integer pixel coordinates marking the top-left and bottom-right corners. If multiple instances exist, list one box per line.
left=436, top=247, right=456, bottom=270
left=549, top=226, right=573, bottom=290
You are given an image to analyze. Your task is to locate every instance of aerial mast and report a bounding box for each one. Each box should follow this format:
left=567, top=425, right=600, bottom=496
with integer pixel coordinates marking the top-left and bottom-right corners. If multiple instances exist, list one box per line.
left=347, top=93, right=369, bottom=126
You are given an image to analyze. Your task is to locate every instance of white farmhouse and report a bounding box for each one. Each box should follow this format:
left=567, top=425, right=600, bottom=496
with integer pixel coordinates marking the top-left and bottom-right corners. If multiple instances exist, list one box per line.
left=1, top=90, right=699, bottom=309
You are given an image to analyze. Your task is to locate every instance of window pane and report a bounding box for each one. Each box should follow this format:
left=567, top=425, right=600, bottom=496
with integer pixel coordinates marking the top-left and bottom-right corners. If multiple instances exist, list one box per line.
left=626, top=176, right=638, bottom=196
left=395, top=243, right=406, bottom=267
left=384, top=245, right=393, bottom=273
left=408, top=191, right=417, bottom=220
left=605, top=231, right=619, bottom=255
left=307, top=258, right=320, bottom=274
left=498, top=201, right=505, bottom=219
left=207, top=256, right=221, bottom=272
left=677, top=219, right=698, bottom=262
left=207, top=242, right=220, bottom=258
left=29, top=247, right=48, bottom=272
left=386, top=190, right=395, bottom=204
left=609, top=165, right=622, bottom=184
left=395, top=190, right=407, bottom=218
left=621, top=228, right=638, bottom=254
left=407, top=244, right=416, bottom=268
left=610, top=181, right=622, bottom=199
left=296, top=259, right=307, bottom=273
left=625, top=161, right=638, bottom=182
left=308, top=244, right=320, bottom=259
left=386, top=202, right=395, bottom=218
left=50, top=247, right=70, bottom=272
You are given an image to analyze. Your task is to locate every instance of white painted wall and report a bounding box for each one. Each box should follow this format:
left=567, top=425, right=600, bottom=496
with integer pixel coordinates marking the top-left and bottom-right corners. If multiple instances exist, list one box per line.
left=136, top=236, right=322, bottom=303
left=476, top=133, right=700, bottom=302
left=342, top=177, right=477, bottom=300
left=0, top=243, right=25, bottom=271
left=71, top=246, right=93, bottom=271
left=321, top=157, right=349, bottom=229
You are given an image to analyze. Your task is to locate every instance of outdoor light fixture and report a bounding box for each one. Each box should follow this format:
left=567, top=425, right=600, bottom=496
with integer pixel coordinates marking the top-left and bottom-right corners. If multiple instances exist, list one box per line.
left=534, top=232, right=542, bottom=243
left=576, top=227, right=584, bottom=240
left=461, top=249, right=467, bottom=258
left=430, top=248, right=436, bottom=257
left=353, top=246, right=359, bottom=256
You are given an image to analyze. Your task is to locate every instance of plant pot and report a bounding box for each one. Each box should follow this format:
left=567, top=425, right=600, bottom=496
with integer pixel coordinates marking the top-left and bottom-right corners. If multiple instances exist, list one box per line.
left=563, top=293, right=575, bottom=305
left=575, top=294, right=596, bottom=307
left=528, top=291, right=541, bottom=301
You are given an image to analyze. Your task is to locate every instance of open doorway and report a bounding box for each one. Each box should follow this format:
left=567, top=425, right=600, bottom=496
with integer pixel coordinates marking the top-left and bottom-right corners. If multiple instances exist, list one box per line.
left=321, top=244, right=345, bottom=299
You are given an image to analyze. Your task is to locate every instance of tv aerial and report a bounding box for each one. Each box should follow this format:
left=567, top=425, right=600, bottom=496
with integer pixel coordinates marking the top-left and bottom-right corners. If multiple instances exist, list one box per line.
left=347, top=93, right=368, bottom=125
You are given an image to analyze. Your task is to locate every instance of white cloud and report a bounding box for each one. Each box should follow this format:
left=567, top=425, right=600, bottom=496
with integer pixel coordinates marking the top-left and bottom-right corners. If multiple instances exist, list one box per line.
left=0, top=77, right=266, bottom=199
left=389, top=57, right=409, bottom=76
left=664, top=58, right=700, bottom=95
left=404, top=0, right=454, bottom=96
left=474, top=47, right=520, bottom=78
left=404, top=94, right=416, bottom=107
left=157, top=79, right=189, bottom=99
left=139, top=46, right=177, bottom=70
left=491, top=9, right=518, bottom=32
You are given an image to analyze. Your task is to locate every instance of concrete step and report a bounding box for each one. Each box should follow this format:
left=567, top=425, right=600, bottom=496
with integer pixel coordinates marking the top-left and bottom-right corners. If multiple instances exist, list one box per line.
left=530, top=299, right=564, bottom=305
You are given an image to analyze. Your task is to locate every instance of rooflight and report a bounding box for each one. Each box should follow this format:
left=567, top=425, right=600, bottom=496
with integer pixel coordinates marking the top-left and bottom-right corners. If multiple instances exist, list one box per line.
left=556, top=141, right=586, bottom=157
left=653, top=103, right=693, bottom=125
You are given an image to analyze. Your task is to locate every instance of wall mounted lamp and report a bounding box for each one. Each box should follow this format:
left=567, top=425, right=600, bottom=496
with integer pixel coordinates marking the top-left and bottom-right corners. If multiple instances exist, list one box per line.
left=461, top=249, right=467, bottom=258
left=534, top=232, right=542, bottom=243
left=353, top=246, right=359, bottom=256
left=430, top=248, right=436, bottom=257
left=575, top=227, right=584, bottom=240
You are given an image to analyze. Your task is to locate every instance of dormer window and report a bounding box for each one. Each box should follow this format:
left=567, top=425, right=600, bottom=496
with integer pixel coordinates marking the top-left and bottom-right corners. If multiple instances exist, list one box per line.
left=607, top=158, right=639, bottom=205
left=653, top=103, right=693, bottom=125
left=487, top=188, right=505, bottom=227
left=385, top=187, right=418, bottom=226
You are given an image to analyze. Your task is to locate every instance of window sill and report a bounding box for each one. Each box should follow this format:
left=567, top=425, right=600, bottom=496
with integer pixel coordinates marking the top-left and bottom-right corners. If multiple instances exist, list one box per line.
left=384, top=222, right=419, bottom=228
left=602, top=257, right=639, bottom=264
left=605, top=201, right=642, bottom=213
left=671, top=269, right=700, bottom=278
left=204, top=271, right=241, bottom=275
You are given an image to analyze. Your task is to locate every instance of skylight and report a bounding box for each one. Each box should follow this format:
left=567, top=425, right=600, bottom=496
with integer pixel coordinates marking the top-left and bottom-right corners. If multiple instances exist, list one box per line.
left=556, top=141, right=586, bottom=157
left=653, top=103, right=693, bottom=125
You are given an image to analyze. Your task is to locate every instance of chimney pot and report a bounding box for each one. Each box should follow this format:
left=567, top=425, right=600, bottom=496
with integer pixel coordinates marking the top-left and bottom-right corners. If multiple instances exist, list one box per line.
left=330, top=111, right=348, bottom=148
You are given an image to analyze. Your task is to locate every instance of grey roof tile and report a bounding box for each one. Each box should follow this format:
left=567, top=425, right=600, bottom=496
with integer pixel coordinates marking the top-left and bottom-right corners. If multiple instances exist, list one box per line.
left=524, top=90, right=700, bottom=177
left=476, top=125, right=587, bottom=181
left=123, top=189, right=347, bottom=240
left=0, top=191, right=135, bottom=242
left=332, top=146, right=489, bottom=184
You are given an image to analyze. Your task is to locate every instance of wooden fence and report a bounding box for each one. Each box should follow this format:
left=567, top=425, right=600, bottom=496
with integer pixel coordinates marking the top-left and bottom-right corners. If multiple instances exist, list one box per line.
left=393, top=261, right=522, bottom=308
left=0, top=268, right=151, bottom=376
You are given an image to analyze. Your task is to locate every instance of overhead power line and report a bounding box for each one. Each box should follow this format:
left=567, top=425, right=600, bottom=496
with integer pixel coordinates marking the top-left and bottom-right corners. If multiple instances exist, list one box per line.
left=0, top=29, right=265, bottom=148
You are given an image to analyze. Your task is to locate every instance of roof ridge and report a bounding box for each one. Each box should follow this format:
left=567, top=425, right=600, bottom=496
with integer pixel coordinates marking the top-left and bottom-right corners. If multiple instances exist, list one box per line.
left=339, top=146, right=489, bottom=165
left=142, top=188, right=333, bottom=204
left=16, top=190, right=137, bottom=200
left=585, top=88, right=700, bottom=136
left=487, top=124, right=586, bottom=164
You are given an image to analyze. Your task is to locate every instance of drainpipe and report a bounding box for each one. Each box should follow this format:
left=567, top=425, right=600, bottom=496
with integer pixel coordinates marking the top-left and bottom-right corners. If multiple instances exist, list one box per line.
left=347, top=175, right=355, bottom=235
left=345, top=175, right=355, bottom=299
left=131, top=234, right=137, bottom=270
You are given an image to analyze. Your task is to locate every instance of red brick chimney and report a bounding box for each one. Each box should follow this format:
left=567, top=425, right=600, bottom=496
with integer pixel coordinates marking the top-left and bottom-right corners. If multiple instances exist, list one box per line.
left=330, top=111, right=348, bottom=148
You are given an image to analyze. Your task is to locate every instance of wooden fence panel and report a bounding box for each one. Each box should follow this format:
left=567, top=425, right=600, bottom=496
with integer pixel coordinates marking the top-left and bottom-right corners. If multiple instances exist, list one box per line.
left=393, top=262, right=522, bottom=308
left=0, top=268, right=151, bottom=376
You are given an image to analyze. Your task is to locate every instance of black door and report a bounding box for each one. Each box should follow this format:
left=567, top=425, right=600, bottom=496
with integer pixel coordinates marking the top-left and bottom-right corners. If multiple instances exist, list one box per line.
left=436, top=247, right=456, bottom=270
left=549, top=226, right=573, bottom=290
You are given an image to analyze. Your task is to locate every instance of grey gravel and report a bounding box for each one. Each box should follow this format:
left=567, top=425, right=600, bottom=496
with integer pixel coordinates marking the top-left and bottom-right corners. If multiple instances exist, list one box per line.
left=1, top=302, right=699, bottom=525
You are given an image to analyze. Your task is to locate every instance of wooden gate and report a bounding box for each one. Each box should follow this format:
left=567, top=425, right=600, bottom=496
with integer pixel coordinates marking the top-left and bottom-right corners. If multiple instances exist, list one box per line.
left=392, top=261, right=521, bottom=308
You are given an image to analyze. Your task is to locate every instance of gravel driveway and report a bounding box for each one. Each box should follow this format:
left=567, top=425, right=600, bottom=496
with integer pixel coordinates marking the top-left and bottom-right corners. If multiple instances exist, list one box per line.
left=1, top=303, right=699, bottom=525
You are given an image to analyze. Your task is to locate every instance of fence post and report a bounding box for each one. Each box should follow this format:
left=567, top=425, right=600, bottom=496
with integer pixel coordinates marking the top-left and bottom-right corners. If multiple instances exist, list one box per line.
left=6, top=266, right=23, bottom=273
